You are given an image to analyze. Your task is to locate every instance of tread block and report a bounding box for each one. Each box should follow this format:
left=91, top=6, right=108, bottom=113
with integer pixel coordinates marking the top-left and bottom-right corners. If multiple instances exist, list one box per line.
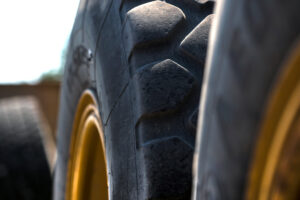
left=134, top=59, right=195, bottom=117
left=136, top=114, right=195, bottom=147
left=142, top=137, right=193, bottom=199
left=179, top=14, right=214, bottom=64
left=123, top=1, right=185, bottom=58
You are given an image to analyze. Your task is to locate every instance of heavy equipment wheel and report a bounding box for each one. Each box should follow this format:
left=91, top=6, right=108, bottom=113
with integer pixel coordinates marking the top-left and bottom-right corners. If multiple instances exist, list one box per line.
left=192, top=0, right=300, bottom=199
left=54, top=0, right=214, bottom=199
left=0, top=97, right=52, bottom=200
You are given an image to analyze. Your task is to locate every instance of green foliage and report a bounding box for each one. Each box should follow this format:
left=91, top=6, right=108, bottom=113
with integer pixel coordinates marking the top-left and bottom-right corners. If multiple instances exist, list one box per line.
left=39, top=68, right=62, bottom=82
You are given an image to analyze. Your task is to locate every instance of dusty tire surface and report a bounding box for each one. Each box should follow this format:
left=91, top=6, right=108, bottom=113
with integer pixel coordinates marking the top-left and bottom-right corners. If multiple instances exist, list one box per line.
left=54, top=0, right=214, bottom=199
left=192, top=0, right=300, bottom=199
left=0, top=97, right=52, bottom=200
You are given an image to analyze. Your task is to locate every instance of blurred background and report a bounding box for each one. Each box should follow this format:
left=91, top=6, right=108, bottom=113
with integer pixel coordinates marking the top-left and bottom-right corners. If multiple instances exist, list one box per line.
left=0, top=0, right=80, bottom=137
left=0, top=2, right=82, bottom=198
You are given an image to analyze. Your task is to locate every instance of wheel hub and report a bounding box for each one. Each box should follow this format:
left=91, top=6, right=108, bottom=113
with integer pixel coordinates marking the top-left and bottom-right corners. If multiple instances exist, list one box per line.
left=65, top=90, right=109, bottom=200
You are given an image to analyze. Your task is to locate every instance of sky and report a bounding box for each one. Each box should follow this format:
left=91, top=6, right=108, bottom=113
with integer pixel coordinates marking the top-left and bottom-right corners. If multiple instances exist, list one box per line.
left=0, top=0, right=80, bottom=84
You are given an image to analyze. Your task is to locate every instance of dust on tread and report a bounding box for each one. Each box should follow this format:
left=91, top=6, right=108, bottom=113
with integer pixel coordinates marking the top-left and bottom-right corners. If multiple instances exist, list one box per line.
left=123, top=1, right=185, bottom=58
left=133, top=59, right=195, bottom=118
left=179, top=14, right=214, bottom=64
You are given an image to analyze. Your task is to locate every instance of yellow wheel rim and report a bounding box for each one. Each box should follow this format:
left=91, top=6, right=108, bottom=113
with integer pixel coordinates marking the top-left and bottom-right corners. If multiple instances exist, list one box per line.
left=65, top=90, right=109, bottom=200
left=246, top=40, right=300, bottom=200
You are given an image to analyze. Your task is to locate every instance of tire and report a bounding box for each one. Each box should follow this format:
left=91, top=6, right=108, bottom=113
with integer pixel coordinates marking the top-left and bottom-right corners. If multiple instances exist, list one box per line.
left=0, top=97, right=52, bottom=200
left=54, top=0, right=214, bottom=199
left=192, top=0, right=300, bottom=199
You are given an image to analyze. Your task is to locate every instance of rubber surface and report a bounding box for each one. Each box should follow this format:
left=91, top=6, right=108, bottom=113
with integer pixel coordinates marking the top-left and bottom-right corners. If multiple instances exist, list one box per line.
left=0, top=97, right=52, bottom=200
left=54, top=0, right=214, bottom=199
left=192, top=0, right=300, bottom=199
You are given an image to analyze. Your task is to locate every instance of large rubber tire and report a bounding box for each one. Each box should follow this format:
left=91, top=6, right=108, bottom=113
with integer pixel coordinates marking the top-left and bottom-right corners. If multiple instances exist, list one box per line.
left=0, top=97, right=52, bottom=200
left=192, top=0, right=300, bottom=199
left=54, top=0, right=214, bottom=199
